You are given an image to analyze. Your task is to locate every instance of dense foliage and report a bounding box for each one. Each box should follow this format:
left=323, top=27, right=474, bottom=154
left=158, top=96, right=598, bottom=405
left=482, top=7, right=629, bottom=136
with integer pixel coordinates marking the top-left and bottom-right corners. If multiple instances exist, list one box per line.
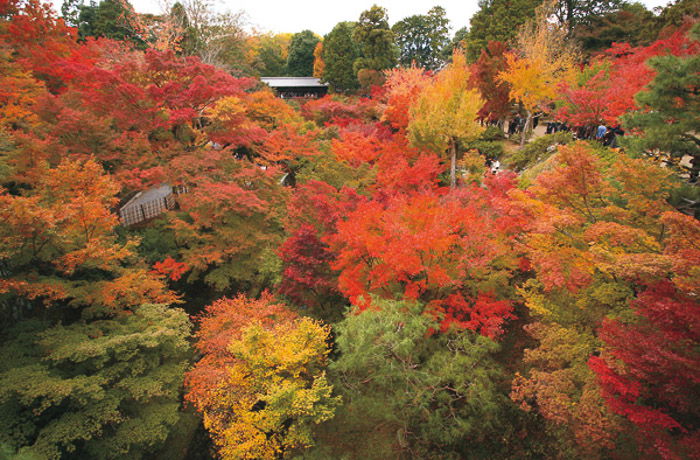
left=0, top=0, right=698, bottom=459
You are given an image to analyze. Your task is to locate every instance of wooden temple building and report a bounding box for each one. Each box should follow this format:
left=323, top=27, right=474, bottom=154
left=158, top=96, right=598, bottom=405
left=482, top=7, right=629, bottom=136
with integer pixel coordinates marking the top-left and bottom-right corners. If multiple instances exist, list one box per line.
left=119, top=184, right=187, bottom=226
left=260, top=77, right=328, bottom=99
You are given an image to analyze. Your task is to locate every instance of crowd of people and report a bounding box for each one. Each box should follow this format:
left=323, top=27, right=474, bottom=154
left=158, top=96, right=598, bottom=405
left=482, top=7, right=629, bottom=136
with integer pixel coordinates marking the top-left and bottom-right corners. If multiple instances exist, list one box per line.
left=543, top=119, right=625, bottom=148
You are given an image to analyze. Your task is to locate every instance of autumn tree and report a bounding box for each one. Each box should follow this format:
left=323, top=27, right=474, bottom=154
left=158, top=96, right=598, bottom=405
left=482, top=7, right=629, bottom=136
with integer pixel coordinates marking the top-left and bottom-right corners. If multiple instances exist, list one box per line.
left=624, top=23, right=700, bottom=181
left=408, top=50, right=484, bottom=187
left=498, top=0, right=578, bottom=146
left=470, top=40, right=512, bottom=124
left=0, top=44, right=46, bottom=131
left=185, top=293, right=339, bottom=460
left=392, top=6, right=450, bottom=70
left=277, top=180, right=363, bottom=321
left=590, top=280, right=700, bottom=459
left=328, top=173, right=522, bottom=336
left=509, top=142, right=700, bottom=456
left=556, top=24, right=699, bottom=129
left=0, top=158, right=176, bottom=314
left=38, top=47, right=261, bottom=189
left=167, top=149, right=287, bottom=293
left=382, top=65, right=430, bottom=131
left=312, top=41, right=324, bottom=78
left=1, top=0, right=87, bottom=92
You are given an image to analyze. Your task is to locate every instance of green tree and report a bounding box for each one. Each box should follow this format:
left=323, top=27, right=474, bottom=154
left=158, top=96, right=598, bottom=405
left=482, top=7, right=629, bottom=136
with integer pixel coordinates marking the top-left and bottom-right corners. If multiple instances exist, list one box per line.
left=287, top=30, right=320, bottom=77
left=464, top=0, right=540, bottom=61
left=624, top=24, right=700, bottom=181
left=60, top=0, right=82, bottom=27
left=352, top=5, right=398, bottom=74
left=574, top=2, right=657, bottom=54
left=442, top=25, right=468, bottom=61
left=77, top=0, right=145, bottom=47
left=169, top=2, right=198, bottom=56
left=171, top=0, right=248, bottom=70
left=0, top=304, right=192, bottom=460
left=321, top=21, right=360, bottom=92
left=392, top=6, right=450, bottom=70
left=654, top=0, right=700, bottom=35
left=256, top=34, right=289, bottom=76
left=553, top=0, right=624, bottom=35
left=328, top=299, right=508, bottom=459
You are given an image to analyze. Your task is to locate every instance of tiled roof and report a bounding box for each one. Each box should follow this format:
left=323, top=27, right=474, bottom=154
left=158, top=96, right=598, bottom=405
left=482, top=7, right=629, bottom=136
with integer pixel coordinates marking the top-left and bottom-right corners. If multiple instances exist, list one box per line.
left=260, top=77, right=328, bottom=88
left=120, top=184, right=172, bottom=210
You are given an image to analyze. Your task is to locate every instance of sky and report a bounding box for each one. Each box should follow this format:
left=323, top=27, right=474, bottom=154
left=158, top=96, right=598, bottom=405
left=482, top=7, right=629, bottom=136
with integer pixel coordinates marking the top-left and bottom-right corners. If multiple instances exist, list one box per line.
left=50, top=0, right=674, bottom=36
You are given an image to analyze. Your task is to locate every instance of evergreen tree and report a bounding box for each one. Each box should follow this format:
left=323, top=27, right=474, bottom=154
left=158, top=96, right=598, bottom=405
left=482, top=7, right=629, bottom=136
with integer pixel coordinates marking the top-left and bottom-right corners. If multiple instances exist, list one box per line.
left=77, top=0, right=145, bottom=47
left=574, top=2, right=657, bottom=54
left=321, top=21, right=360, bottom=92
left=441, top=25, right=469, bottom=62
left=60, top=0, right=82, bottom=27
left=0, top=304, right=192, bottom=460
left=554, top=0, right=624, bottom=35
left=352, top=5, right=398, bottom=73
left=169, top=2, right=198, bottom=56
left=287, top=30, right=320, bottom=77
left=654, top=0, right=700, bottom=35
left=257, top=36, right=288, bottom=76
left=464, top=0, right=540, bottom=61
left=328, top=299, right=508, bottom=459
left=392, top=6, right=450, bottom=70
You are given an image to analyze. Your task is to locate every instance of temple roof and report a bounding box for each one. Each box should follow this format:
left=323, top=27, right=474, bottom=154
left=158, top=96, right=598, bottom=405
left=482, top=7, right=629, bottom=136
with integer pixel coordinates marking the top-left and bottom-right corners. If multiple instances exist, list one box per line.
left=260, top=77, right=327, bottom=88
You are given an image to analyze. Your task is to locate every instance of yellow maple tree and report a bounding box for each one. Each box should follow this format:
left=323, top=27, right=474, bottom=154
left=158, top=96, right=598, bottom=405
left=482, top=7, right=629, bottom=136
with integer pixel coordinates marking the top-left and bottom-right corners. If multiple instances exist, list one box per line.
left=408, top=50, right=484, bottom=188
left=207, top=316, right=340, bottom=460
left=498, top=0, right=578, bottom=146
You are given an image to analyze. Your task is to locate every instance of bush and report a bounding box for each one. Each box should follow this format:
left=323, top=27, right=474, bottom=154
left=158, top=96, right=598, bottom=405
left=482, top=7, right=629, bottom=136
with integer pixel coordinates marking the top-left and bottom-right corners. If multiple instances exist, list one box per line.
left=480, top=125, right=506, bottom=141
left=505, top=132, right=573, bottom=171
left=469, top=140, right=505, bottom=160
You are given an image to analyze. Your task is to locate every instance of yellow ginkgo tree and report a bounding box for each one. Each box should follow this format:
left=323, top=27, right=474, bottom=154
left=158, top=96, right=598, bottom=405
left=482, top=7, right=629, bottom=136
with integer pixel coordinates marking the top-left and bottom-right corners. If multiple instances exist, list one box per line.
left=407, top=50, right=484, bottom=188
left=498, top=0, right=579, bottom=147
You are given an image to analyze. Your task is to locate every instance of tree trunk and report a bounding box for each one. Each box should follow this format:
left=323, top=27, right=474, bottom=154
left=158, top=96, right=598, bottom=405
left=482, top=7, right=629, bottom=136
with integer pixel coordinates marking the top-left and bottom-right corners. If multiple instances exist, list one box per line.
left=449, top=138, right=457, bottom=189
left=520, top=111, right=533, bottom=148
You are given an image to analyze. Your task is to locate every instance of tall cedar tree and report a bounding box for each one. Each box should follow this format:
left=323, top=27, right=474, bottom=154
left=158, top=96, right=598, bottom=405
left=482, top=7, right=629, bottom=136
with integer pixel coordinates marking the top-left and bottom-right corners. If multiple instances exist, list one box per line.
left=392, top=6, right=450, bottom=70
left=464, top=0, right=540, bottom=61
left=321, top=22, right=360, bottom=92
left=287, top=30, right=320, bottom=77
left=352, top=5, right=398, bottom=80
